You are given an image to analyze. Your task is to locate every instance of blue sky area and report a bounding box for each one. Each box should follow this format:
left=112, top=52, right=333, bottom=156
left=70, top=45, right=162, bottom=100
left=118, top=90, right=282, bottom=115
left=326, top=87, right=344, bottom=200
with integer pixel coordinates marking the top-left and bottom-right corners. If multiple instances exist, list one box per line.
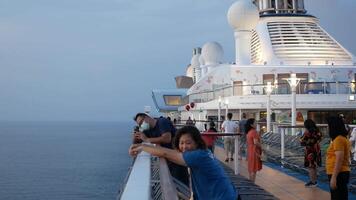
left=1, top=0, right=355, bottom=121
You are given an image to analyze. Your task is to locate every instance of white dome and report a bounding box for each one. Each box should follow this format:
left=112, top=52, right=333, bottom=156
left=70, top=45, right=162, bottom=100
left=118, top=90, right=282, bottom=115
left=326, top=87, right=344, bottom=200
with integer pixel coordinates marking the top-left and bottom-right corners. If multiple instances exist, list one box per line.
left=186, top=65, right=193, bottom=77
left=201, top=42, right=224, bottom=65
left=190, top=54, right=200, bottom=67
left=227, top=0, right=259, bottom=30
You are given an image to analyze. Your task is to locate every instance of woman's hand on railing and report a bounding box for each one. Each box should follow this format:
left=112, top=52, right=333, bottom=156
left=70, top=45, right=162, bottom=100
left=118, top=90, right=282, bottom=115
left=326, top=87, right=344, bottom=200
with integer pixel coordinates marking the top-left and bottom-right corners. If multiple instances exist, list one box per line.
left=129, top=144, right=143, bottom=157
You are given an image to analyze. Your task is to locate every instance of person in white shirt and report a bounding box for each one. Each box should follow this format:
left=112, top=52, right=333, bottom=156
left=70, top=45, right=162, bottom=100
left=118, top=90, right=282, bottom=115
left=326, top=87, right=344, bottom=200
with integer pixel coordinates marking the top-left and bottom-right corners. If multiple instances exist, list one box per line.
left=221, top=113, right=239, bottom=162
left=349, top=127, right=356, bottom=161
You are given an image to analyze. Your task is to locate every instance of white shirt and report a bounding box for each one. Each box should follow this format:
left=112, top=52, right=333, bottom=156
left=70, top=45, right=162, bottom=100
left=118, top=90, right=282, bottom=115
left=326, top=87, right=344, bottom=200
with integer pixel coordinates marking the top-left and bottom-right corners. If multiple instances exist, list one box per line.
left=221, top=120, right=238, bottom=139
left=349, top=127, right=356, bottom=161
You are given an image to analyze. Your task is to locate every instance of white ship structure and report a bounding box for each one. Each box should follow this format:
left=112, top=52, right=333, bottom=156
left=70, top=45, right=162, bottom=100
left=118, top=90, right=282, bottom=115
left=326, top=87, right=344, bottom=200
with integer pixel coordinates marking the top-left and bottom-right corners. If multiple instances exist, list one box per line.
left=152, top=0, right=356, bottom=130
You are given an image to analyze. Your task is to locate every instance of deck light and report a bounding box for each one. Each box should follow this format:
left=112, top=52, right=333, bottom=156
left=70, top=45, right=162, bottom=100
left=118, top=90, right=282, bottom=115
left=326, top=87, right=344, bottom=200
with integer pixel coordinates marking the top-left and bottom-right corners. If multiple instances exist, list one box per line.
left=284, top=74, right=302, bottom=135
left=265, top=82, right=273, bottom=132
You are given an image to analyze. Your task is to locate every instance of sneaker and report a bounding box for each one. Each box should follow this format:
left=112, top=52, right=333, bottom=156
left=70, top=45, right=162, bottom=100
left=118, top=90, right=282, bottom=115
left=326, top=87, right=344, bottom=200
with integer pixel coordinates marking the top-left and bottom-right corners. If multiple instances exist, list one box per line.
left=225, top=158, right=229, bottom=162
left=230, top=158, right=234, bottom=161
left=305, top=181, right=318, bottom=187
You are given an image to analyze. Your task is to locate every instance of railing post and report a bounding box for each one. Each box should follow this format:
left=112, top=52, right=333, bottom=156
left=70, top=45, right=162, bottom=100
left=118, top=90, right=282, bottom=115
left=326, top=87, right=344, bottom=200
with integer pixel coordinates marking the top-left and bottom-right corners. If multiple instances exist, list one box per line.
left=281, top=128, right=285, bottom=163
left=160, top=158, right=179, bottom=200
left=234, top=134, right=240, bottom=175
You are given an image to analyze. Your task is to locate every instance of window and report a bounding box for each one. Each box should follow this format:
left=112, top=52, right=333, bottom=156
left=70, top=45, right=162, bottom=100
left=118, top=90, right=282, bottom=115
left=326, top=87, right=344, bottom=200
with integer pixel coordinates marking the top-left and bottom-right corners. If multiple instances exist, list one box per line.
left=163, top=95, right=183, bottom=106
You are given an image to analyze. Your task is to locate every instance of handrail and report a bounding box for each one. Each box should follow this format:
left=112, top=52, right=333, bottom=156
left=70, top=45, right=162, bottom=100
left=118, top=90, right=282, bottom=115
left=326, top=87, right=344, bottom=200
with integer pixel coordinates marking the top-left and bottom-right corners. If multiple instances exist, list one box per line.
left=159, top=158, right=179, bottom=200
left=119, top=151, right=151, bottom=200
left=188, top=80, right=356, bottom=103
left=200, top=132, right=242, bottom=137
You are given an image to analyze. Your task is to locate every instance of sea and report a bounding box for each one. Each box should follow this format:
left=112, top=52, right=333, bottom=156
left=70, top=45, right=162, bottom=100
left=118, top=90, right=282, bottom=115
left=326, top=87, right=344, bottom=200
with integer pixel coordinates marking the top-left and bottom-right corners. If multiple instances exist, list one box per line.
left=0, top=121, right=133, bottom=200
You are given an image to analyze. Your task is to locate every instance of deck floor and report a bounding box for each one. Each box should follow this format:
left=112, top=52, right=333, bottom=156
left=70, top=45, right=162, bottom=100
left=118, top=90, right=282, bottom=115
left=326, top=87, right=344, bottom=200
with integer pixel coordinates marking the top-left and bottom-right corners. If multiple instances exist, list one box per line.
left=214, top=146, right=330, bottom=200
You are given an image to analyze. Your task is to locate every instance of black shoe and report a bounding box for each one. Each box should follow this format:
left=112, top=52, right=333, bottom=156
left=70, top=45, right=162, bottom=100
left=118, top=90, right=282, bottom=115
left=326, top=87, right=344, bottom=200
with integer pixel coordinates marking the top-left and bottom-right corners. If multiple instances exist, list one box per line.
left=305, top=181, right=318, bottom=187
left=225, top=158, right=229, bottom=162
left=230, top=158, right=234, bottom=161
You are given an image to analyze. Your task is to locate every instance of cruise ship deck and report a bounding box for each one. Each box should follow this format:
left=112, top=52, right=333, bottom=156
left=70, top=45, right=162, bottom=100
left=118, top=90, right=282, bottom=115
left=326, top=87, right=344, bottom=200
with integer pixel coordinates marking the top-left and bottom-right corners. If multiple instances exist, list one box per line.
left=214, top=145, right=355, bottom=200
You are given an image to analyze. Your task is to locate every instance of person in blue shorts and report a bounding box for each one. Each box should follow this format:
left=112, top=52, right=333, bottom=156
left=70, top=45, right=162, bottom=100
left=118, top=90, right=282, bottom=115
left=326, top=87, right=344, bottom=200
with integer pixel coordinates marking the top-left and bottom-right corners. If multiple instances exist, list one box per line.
left=129, top=126, right=237, bottom=200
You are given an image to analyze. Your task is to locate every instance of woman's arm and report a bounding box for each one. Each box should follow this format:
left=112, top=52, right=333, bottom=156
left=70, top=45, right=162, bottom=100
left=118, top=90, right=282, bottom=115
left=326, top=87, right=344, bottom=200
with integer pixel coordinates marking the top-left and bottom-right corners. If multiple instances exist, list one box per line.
left=330, top=150, right=344, bottom=189
left=253, top=138, right=261, bottom=148
left=130, top=144, right=187, bottom=166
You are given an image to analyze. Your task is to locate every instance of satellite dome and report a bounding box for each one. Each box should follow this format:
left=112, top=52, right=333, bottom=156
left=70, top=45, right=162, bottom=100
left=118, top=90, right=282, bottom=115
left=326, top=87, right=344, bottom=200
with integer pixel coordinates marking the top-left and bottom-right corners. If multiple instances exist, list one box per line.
left=227, top=0, right=259, bottom=30
left=201, top=42, right=224, bottom=65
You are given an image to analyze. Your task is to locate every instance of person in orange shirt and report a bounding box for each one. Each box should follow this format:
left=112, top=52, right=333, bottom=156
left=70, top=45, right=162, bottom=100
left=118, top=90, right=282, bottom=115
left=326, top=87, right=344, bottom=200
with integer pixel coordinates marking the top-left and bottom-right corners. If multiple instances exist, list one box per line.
left=326, top=116, right=351, bottom=200
left=245, top=118, right=262, bottom=183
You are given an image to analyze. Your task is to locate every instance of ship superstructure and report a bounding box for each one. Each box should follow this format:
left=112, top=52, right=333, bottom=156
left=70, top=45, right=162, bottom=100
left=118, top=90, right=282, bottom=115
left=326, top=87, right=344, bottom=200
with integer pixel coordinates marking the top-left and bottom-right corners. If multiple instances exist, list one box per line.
left=152, top=0, right=356, bottom=128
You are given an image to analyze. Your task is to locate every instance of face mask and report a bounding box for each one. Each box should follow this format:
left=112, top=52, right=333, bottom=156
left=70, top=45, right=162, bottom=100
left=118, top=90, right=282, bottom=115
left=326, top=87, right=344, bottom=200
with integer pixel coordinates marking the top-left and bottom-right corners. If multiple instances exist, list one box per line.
left=140, top=121, right=150, bottom=132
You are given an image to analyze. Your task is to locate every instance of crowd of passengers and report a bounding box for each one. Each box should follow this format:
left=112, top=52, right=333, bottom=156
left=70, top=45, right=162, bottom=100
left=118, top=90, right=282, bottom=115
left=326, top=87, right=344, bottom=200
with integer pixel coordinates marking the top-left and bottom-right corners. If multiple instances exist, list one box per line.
left=128, top=112, right=356, bottom=200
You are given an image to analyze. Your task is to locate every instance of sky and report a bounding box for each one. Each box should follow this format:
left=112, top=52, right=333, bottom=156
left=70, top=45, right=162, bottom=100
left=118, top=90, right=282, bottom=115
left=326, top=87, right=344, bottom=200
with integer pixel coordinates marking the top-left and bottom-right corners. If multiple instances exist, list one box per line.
left=1, top=0, right=355, bottom=122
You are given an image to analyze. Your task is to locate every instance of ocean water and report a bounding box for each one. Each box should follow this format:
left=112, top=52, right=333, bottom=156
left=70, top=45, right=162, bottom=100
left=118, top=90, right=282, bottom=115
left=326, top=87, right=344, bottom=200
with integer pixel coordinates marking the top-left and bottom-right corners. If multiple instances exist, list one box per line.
left=0, top=121, right=133, bottom=200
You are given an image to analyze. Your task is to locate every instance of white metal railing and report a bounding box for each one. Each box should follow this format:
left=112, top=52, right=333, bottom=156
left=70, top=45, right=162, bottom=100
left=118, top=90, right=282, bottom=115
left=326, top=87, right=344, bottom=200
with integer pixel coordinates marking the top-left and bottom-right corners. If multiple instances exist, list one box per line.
left=120, top=151, right=151, bottom=200
left=188, top=81, right=356, bottom=104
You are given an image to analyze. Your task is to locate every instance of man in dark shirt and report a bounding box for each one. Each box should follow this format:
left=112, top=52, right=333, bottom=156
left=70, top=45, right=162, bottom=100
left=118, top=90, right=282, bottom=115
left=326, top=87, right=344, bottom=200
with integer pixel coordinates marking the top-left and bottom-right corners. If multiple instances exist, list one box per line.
left=132, top=113, right=189, bottom=185
left=238, top=113, right=248, bottom=160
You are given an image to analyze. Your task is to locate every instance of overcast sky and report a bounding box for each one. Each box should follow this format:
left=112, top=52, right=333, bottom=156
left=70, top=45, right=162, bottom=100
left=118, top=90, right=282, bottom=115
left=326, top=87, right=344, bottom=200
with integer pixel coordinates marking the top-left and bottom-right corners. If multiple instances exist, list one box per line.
left=1, top=0, right=355, bottom=122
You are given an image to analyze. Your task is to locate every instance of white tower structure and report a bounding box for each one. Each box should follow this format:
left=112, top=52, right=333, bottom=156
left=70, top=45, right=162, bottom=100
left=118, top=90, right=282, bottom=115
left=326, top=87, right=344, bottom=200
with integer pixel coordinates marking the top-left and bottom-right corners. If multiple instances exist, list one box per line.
left=201, top=42, right=224, bottom=75
left=191, top=48, right=201, bottom=82
left=227, top=0, right=259, bottom=65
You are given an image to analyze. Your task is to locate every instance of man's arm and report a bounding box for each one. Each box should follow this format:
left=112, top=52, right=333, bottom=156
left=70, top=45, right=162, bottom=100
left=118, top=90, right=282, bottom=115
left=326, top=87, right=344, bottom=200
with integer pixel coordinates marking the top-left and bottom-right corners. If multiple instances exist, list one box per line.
left=146, top=132, right=171, bottom=144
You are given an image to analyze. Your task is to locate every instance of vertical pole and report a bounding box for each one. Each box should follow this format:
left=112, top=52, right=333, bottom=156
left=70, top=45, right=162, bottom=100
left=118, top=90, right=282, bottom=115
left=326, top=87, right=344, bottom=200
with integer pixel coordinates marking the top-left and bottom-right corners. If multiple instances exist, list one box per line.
left=218, top=102, right=221, bottom=131
left=281, top=128, right=285, bottom=160
left=234, top=135, right=240, bottom=175
left=291, top=86, right=296, bottom=135
left=292, top=0, right=297, bottom=13
left=226, top=104, right=228, bottom=119
left=267, top=94, right=271, bottom=132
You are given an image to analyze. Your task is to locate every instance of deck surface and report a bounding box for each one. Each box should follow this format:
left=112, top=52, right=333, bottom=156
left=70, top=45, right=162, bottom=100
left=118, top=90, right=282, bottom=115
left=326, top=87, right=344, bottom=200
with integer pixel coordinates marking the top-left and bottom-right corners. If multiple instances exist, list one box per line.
left=214, top=146, right=330, bottom=200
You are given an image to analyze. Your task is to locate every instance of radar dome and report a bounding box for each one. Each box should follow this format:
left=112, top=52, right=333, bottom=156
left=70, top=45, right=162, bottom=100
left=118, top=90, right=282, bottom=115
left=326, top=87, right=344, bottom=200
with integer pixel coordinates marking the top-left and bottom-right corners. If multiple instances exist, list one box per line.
left=227, top=0, right=259, bottom=30
left=201, top=42, right=224, bottom=65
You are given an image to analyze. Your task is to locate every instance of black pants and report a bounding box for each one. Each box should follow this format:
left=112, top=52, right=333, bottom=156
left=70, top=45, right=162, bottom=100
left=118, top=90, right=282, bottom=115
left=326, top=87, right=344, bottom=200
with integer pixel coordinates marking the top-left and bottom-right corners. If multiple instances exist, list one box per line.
left=168, top=161, right=189, bottom=186
left=328, top=171, right=350, bottom=200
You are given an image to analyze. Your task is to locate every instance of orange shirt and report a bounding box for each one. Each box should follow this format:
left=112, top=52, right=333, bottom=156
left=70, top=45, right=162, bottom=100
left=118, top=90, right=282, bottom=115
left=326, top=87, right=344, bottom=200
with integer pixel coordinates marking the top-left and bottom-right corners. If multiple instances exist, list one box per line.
left=325, top=135, right=351, bottom=174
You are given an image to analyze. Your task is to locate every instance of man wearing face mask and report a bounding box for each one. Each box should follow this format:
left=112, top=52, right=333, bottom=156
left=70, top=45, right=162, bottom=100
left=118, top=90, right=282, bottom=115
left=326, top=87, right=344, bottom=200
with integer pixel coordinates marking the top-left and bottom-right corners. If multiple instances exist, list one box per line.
left=133, top=113, right=174, bottom=148
left=132, top=113, right=189, bottom=185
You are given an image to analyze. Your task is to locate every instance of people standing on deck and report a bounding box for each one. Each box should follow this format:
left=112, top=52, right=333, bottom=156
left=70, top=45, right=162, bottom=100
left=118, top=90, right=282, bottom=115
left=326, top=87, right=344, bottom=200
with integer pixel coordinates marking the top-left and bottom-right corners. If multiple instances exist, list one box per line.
left=129, top=126, right=237, bottom=200
left=349, top=127, right=356, bottom=162
left=300, top=119, right=322, bottom=187
left=326, top=116, right=351, bottom=200
left=186, top=116, right=194, bottom=126
left=339, top=113, right=351, bottom=135
left=221, top=113, right=238, bottom=162
left=238, top=113, right=248, bottom=160
left=246, top=118, right=262, bottom=183
left=202, top=121, right=218, bottom=153
left=132, top=113, right=189, bottom=186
